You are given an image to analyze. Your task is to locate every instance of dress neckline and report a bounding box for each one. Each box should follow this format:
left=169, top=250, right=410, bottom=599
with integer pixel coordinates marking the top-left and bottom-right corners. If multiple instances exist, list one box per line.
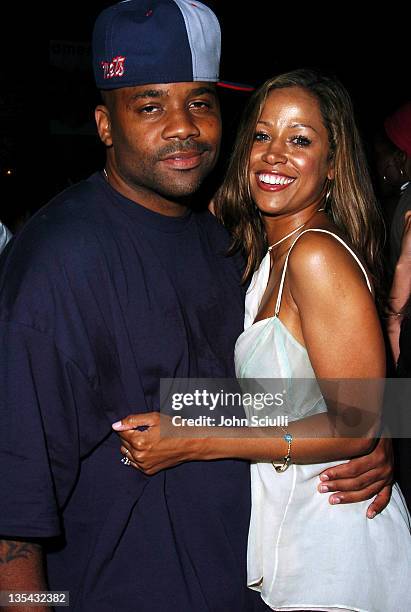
left=238, top=314, right=307, bottom=352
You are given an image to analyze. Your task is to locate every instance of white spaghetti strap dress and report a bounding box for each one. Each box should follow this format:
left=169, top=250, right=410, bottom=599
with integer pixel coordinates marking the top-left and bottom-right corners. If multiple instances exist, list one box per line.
left=235, top=229, right=411, bottom=612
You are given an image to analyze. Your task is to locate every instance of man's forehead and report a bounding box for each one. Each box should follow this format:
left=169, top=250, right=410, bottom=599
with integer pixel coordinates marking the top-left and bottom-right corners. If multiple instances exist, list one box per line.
left=121, top=82, right=218, bottom=101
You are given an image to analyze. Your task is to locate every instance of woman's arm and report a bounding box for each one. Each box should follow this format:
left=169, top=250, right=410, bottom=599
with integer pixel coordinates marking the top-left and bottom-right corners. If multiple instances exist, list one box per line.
left=114, top=232, right=385, bottom=470
left=278, top=230, right=385, bottom=459
left=387, top=210, right=411, bottom=364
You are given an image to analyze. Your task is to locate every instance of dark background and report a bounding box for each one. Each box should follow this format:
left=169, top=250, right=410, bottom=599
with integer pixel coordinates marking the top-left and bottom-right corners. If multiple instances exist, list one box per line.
left=0, top=1, right=409, bottom=230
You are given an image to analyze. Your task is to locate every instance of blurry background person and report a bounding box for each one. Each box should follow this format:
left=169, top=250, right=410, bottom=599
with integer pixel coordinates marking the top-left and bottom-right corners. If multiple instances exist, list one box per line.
left=387, top=210, right=411, bottom=509
left=0, top=220, right=12, bottom=254
left=388, top=210, right=411, bottom=365
left=373, top=118, right=407, bottom=232
left=376, top=102, right=411, bottom=277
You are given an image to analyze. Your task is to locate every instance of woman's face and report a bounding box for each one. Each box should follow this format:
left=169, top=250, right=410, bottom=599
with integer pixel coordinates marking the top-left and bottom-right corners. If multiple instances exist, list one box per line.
left=249, top=86, right=334, bottom=217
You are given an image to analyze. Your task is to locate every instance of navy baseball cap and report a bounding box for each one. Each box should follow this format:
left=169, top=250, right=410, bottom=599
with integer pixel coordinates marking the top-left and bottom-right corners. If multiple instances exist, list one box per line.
left=92, top=0, right=221, bottom=89
left=92, top=0, right=255, bottom=92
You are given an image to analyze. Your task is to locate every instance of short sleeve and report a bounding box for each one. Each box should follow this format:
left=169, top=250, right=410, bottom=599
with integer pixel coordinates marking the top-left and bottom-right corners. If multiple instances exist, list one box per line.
left=0, top=321, right=107, bottom=539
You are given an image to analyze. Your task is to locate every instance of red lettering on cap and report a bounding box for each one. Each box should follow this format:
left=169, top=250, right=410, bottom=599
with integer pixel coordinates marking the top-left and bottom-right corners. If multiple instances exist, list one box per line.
left=101, top=56, right=126, bottom=80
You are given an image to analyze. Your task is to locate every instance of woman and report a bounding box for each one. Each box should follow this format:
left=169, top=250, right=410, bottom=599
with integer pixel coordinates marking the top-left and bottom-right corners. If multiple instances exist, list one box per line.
left=214, top=68, right=410, bottom=611
left=115, top=70, right=411, bottom=611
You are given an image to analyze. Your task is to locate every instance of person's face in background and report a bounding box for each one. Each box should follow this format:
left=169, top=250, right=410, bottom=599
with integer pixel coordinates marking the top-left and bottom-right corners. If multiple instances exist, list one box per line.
left=249, top=86, right=334, bottom=219
left=95, top=82, right=221, bottom=212
left=373, top=131, right=407, bottom=197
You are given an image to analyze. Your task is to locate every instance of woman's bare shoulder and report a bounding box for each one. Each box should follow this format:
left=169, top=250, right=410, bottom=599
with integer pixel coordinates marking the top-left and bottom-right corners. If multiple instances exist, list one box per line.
left=287, top=227, right=371, bottom=297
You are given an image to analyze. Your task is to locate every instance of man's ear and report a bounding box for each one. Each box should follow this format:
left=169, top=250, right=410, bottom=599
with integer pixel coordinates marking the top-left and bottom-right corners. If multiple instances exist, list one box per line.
left=95, top=105, right=113, bottom=146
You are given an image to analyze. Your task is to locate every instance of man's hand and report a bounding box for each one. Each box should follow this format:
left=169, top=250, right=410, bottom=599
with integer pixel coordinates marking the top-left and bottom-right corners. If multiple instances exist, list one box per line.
left=317, top=437, right=394, bottom=518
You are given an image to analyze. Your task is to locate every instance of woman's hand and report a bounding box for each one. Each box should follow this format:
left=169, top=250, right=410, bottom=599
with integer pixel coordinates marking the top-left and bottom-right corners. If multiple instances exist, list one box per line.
left=112, top=412, right=205, bottom=475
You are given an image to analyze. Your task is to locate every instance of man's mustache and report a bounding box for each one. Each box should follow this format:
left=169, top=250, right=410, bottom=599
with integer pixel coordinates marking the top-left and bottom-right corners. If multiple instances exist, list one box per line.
left=158, top=140, right=213, bottom=159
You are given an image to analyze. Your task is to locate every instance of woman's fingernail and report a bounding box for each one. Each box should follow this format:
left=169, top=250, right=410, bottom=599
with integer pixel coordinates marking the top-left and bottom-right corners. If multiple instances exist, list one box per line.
left=367, top=510, right=377, bottom=519
left=320, top=474, right=329, bottom=481
left=319, top=484, right=329, bottom=493
left=112, top=421, right=122, bottom=429
left=330, top=496, right=341, bottom=504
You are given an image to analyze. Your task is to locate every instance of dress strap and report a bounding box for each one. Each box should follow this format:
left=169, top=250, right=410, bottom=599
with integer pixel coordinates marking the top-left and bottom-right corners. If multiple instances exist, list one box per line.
left=274, top=228, right=372, bottom=317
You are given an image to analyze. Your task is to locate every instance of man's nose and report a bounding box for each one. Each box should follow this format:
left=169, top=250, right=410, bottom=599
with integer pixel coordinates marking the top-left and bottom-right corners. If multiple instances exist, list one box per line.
left=162, top=109, right=201, bottom=140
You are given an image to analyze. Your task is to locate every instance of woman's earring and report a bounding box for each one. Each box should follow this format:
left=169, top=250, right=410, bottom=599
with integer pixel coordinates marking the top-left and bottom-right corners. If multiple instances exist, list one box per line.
left=325, top=186, right=332, bottom=206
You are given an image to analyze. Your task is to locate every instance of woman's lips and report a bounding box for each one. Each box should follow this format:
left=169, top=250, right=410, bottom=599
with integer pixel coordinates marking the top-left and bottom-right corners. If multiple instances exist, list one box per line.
left=256, top=172, right=296, bottom=191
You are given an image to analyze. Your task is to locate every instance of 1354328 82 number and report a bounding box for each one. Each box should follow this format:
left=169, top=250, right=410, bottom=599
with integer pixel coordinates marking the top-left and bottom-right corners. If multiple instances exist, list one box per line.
left=0, top=591, right=69, bottom=607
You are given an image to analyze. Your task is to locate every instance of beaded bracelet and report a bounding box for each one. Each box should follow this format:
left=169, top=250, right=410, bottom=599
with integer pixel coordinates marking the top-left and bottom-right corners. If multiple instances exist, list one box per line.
left=272, top=431, right=293, bottom=473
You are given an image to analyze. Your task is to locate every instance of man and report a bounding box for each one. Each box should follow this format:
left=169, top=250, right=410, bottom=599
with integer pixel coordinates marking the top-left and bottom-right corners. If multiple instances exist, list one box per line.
left=0, top=2, right=393, bottom=611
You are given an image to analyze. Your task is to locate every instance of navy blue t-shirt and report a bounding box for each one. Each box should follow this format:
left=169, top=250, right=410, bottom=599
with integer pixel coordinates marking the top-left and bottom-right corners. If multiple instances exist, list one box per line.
left=0, top=173, right=257, bottom=611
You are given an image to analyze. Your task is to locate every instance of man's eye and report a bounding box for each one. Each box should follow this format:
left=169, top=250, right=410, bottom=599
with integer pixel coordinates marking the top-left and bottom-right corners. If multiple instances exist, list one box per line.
left=291, top=135, right=312, bottom=147
left=139, top=105, right=160, bottom=114
left=190, top=100, right=211, bottom=109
